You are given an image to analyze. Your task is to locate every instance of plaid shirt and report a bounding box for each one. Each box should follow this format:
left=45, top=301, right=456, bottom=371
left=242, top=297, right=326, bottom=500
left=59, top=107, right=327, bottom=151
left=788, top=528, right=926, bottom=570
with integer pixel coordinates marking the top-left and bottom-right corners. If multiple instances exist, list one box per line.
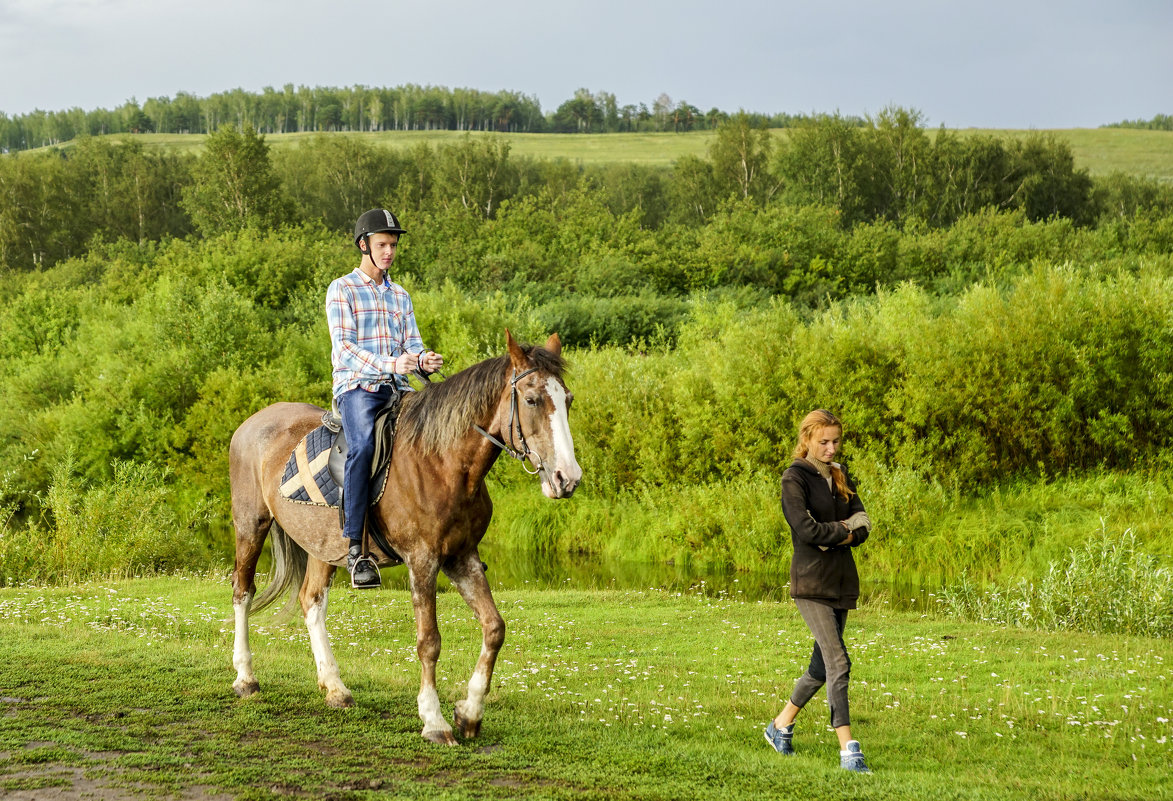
left=326, top=268, right=425, bottom=398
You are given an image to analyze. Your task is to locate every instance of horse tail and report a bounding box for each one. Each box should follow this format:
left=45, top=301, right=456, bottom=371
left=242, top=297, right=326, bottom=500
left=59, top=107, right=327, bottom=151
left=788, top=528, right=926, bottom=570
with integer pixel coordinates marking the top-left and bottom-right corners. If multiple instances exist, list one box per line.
left=250, top=521, right=308, bottom=618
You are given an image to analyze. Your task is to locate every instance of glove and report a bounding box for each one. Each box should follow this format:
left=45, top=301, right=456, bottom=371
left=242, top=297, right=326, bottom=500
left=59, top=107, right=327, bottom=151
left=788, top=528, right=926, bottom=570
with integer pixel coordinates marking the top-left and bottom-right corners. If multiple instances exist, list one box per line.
left=850, top=527, right=869, bottom=547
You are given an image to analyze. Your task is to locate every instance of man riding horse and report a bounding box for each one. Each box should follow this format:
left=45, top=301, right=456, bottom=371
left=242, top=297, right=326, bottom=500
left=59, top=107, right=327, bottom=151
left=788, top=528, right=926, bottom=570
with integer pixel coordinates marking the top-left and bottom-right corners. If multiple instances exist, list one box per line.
left=326, top=208, right=444, bottom=588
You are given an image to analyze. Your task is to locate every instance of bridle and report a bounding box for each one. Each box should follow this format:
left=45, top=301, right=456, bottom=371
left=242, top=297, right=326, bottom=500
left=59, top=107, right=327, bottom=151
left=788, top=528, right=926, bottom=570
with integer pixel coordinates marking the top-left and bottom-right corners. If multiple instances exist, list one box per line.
left=474, top=366, right=543, bottom=475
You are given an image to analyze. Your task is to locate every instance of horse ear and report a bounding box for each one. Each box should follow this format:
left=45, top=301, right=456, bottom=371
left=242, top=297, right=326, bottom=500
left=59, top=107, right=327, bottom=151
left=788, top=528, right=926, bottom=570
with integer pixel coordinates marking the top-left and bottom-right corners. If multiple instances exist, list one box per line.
left=506, top=328, right=526, bottom=367
left=544, top=333, right=562, bottom=356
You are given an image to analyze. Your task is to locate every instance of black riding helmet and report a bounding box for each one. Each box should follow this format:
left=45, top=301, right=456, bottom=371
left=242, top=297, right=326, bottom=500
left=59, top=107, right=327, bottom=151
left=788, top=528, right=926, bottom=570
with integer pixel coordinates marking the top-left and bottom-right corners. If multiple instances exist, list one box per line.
left=354, top=208, right=407, bottom=252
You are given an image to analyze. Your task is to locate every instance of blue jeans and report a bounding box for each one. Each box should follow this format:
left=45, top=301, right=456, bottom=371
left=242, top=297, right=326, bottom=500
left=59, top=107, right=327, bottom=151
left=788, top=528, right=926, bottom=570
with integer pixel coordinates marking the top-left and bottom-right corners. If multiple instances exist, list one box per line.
left=336, top=385, right=396, bottom=542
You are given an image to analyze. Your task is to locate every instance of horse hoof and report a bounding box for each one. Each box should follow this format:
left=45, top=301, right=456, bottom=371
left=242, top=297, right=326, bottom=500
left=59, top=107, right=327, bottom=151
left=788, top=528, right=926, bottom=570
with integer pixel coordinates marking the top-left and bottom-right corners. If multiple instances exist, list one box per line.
left=326, top=691, right=355, bottom=709
left=454, top=708, right=482, bottom=739
left=422, top=729, right=458, bottom=746
left=233, top=680, right=260, bottom=698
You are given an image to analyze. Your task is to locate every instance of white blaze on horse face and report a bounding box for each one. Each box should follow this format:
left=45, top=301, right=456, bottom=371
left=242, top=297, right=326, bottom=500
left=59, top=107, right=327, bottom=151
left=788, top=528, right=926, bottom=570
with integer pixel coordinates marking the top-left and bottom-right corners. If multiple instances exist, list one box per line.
left=542, top=377, right=582, bottom=498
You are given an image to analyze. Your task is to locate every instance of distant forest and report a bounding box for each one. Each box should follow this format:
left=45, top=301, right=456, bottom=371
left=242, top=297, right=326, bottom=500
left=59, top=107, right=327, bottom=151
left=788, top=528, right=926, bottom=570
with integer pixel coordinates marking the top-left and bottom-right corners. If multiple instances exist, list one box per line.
left=1104, top=113, right=1173, bottom=132
left=0, top=84, right=845, bottom=153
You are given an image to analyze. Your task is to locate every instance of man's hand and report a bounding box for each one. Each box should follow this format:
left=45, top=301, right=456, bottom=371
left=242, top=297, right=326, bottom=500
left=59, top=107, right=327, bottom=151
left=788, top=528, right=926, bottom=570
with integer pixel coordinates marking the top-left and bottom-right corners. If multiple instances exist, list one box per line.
left=393, top=352, right=420, bottom=374
left=419, top=351, right=444, bottom=373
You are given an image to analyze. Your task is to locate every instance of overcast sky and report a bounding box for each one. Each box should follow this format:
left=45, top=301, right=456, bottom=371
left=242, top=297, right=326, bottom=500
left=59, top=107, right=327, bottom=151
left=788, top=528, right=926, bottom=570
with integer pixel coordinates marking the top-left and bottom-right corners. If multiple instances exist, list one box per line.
left=1, top=0, right=1169, bottom=129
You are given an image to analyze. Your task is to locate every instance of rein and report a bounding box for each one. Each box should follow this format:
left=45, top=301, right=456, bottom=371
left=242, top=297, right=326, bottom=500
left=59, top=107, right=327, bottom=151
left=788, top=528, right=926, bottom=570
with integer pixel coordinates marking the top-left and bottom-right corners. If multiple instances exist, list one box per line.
left=474, top=366, right=542, bottom=475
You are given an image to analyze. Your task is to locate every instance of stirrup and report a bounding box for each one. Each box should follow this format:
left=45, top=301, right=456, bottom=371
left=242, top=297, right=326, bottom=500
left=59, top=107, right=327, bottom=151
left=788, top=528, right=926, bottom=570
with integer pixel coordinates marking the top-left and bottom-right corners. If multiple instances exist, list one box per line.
left=348, top=554, right=381, bottom=589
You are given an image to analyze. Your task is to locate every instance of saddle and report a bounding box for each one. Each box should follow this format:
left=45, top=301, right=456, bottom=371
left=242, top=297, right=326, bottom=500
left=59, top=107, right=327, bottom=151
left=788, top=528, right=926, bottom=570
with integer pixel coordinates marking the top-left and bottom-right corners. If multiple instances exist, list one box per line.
left=321, top=393, right=400, bottom=498
left=279, top=392, right=403, bottom=565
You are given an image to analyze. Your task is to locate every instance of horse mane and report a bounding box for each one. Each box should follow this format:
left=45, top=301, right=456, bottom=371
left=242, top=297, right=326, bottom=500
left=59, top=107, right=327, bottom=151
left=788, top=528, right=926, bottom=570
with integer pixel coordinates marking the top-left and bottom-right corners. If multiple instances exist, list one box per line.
left=396, top=344, right=565, bottom=455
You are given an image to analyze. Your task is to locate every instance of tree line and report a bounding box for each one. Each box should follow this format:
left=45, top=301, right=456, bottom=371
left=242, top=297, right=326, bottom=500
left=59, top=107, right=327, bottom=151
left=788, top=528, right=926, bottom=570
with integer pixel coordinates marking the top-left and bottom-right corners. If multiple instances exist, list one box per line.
left=0, top=84, right=824, bottom=153
left=0, top=104, right=1168, bottom=283
left=2, top=108, right=1170, bottom=281
left=1105, top=113, right=1173, bottom=131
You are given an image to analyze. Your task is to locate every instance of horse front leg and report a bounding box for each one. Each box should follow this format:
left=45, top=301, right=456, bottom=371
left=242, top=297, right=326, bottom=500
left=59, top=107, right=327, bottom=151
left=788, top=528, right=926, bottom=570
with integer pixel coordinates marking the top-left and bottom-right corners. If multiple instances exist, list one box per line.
left=301, top=557, right=353, bottom=708
left=409, top=558, right=457, bottom=745
left=445, top=551, right=505, bottom=739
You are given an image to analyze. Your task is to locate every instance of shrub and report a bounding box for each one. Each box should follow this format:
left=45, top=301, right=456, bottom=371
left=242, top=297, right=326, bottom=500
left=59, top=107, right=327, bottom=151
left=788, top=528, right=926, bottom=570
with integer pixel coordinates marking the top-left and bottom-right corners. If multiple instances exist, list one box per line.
left=531, top=291, right=688, bottom=348
left=0, top=455, right=213, bottom=586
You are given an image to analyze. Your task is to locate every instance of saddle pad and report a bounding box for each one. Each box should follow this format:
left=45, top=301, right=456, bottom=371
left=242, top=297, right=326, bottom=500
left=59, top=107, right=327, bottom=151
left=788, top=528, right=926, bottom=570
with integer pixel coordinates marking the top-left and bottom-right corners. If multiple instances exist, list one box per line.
left=279, top=424, right=341, bottom=508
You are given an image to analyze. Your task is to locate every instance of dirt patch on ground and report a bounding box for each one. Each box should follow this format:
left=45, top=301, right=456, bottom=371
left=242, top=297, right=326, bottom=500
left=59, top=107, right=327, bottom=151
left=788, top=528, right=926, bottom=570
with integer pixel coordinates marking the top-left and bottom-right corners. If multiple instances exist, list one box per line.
left=2, top=762, right=236, bottom=801
left=2, top=740, right=235, bottom=801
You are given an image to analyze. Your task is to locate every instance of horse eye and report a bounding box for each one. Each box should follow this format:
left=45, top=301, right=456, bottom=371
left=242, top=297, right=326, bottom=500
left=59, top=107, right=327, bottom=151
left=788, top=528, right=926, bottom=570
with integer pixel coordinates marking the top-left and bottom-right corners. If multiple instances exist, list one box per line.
left=524, top=395, right=538, bottom=407
left=565, top=393, right=574, bottom=408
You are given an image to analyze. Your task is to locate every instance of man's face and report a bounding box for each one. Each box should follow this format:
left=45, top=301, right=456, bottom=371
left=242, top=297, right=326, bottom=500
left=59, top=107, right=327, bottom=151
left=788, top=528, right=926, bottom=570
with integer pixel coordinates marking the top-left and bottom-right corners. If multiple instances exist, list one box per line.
left=363, top=232, right=399, bottom=271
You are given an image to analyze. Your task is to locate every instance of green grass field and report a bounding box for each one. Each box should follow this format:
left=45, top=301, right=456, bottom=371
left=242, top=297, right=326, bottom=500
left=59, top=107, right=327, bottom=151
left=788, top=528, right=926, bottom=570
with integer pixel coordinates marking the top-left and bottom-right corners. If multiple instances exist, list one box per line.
left=952, top=128, right=1173, bottom=183
left=1, top=576, right=1169, bottom=800
left=75, top=127, right=1173, bottom=180
left=106, top=129, right=718, bottom=167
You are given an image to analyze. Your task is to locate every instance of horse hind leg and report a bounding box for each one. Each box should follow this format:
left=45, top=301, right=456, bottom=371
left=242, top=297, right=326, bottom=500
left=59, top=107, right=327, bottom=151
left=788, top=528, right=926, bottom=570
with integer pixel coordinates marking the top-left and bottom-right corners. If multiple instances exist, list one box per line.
left=232, top=588, right=260, bottom=698
left=445, top=552, right=505, bottom=739
left=301, top=557, right=354, bottom=708
left=231, top=506, right=271, bottom=698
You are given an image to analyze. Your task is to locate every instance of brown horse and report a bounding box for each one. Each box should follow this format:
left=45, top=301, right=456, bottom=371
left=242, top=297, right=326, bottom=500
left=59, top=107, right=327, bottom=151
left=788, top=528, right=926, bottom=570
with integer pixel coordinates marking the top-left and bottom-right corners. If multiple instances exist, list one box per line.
left=228, top=332, right=581, bottom=744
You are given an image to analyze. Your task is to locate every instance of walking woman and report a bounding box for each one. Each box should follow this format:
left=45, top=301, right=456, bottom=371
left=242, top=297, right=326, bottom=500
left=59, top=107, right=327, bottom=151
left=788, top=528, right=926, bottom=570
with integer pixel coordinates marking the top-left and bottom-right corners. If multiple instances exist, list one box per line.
left=764, top=409, right=872, bottom=773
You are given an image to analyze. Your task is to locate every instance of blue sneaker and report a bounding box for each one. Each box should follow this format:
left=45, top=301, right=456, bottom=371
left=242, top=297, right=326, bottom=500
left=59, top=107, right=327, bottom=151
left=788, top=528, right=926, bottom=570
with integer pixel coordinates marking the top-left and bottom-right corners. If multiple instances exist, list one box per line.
left=763, top=721, right=794, bottom=754
left=840, top=740, right=871, bottom=773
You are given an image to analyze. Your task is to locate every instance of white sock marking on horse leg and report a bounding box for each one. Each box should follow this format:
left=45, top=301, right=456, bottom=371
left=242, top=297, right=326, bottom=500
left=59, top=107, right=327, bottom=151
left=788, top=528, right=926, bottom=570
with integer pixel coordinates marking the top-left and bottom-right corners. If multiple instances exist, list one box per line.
left=232, top=593, right=256, bottom=691
left=305, top=593, right=350, bottom=704
left=446, top=572, right=491, bottom=727
left=460, top=660, right=491, bottom=722
left=418, top=687, right=449, bottom=735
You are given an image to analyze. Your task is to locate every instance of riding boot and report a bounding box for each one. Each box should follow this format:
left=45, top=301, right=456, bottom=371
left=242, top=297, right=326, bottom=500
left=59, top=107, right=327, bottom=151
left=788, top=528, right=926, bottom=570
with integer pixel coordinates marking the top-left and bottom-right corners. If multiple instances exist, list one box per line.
left=346, top=540, right=381, bottom=589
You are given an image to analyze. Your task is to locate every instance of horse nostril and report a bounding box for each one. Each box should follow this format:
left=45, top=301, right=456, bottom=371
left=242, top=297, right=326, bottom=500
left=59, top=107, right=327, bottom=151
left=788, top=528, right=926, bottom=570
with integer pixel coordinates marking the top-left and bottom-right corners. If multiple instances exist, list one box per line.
left=555, top=470, right=580, bottom=495
left=554, top=469, right=577, bottom=493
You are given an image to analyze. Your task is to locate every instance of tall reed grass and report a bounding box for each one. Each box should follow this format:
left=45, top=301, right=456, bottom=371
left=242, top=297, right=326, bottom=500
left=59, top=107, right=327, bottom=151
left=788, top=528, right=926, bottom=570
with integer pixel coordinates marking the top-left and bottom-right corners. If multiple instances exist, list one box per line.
left=0, top=454, right=214, bottom=586
left=937, top=527, right=1173, bottom=636
left=486, top=467, right=1173, bottom=608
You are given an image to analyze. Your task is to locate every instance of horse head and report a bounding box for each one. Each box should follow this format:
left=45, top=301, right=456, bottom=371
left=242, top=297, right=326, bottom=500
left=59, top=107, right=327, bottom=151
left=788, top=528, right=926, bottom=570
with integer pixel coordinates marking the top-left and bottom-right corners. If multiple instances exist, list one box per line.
left=502, top=330, right=582, bottom=499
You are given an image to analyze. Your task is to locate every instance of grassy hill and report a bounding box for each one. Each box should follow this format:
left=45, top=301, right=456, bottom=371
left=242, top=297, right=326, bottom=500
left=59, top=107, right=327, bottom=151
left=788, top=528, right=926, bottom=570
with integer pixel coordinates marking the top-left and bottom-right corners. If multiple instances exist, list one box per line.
left=956, top=127, right=1173, bottom=183
left=50, top=127, right=1173, bottom=181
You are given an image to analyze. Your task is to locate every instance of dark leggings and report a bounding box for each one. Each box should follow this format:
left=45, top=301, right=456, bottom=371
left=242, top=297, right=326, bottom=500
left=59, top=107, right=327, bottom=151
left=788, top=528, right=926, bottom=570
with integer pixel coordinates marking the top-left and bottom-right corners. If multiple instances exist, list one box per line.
left=789, top=599, right=852, bottom=729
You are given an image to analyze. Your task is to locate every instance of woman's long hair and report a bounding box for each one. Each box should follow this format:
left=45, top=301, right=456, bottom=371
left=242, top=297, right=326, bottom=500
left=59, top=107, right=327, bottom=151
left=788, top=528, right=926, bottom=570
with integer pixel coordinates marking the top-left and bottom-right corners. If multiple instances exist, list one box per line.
left=792, top=409, right=854, bottom=502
